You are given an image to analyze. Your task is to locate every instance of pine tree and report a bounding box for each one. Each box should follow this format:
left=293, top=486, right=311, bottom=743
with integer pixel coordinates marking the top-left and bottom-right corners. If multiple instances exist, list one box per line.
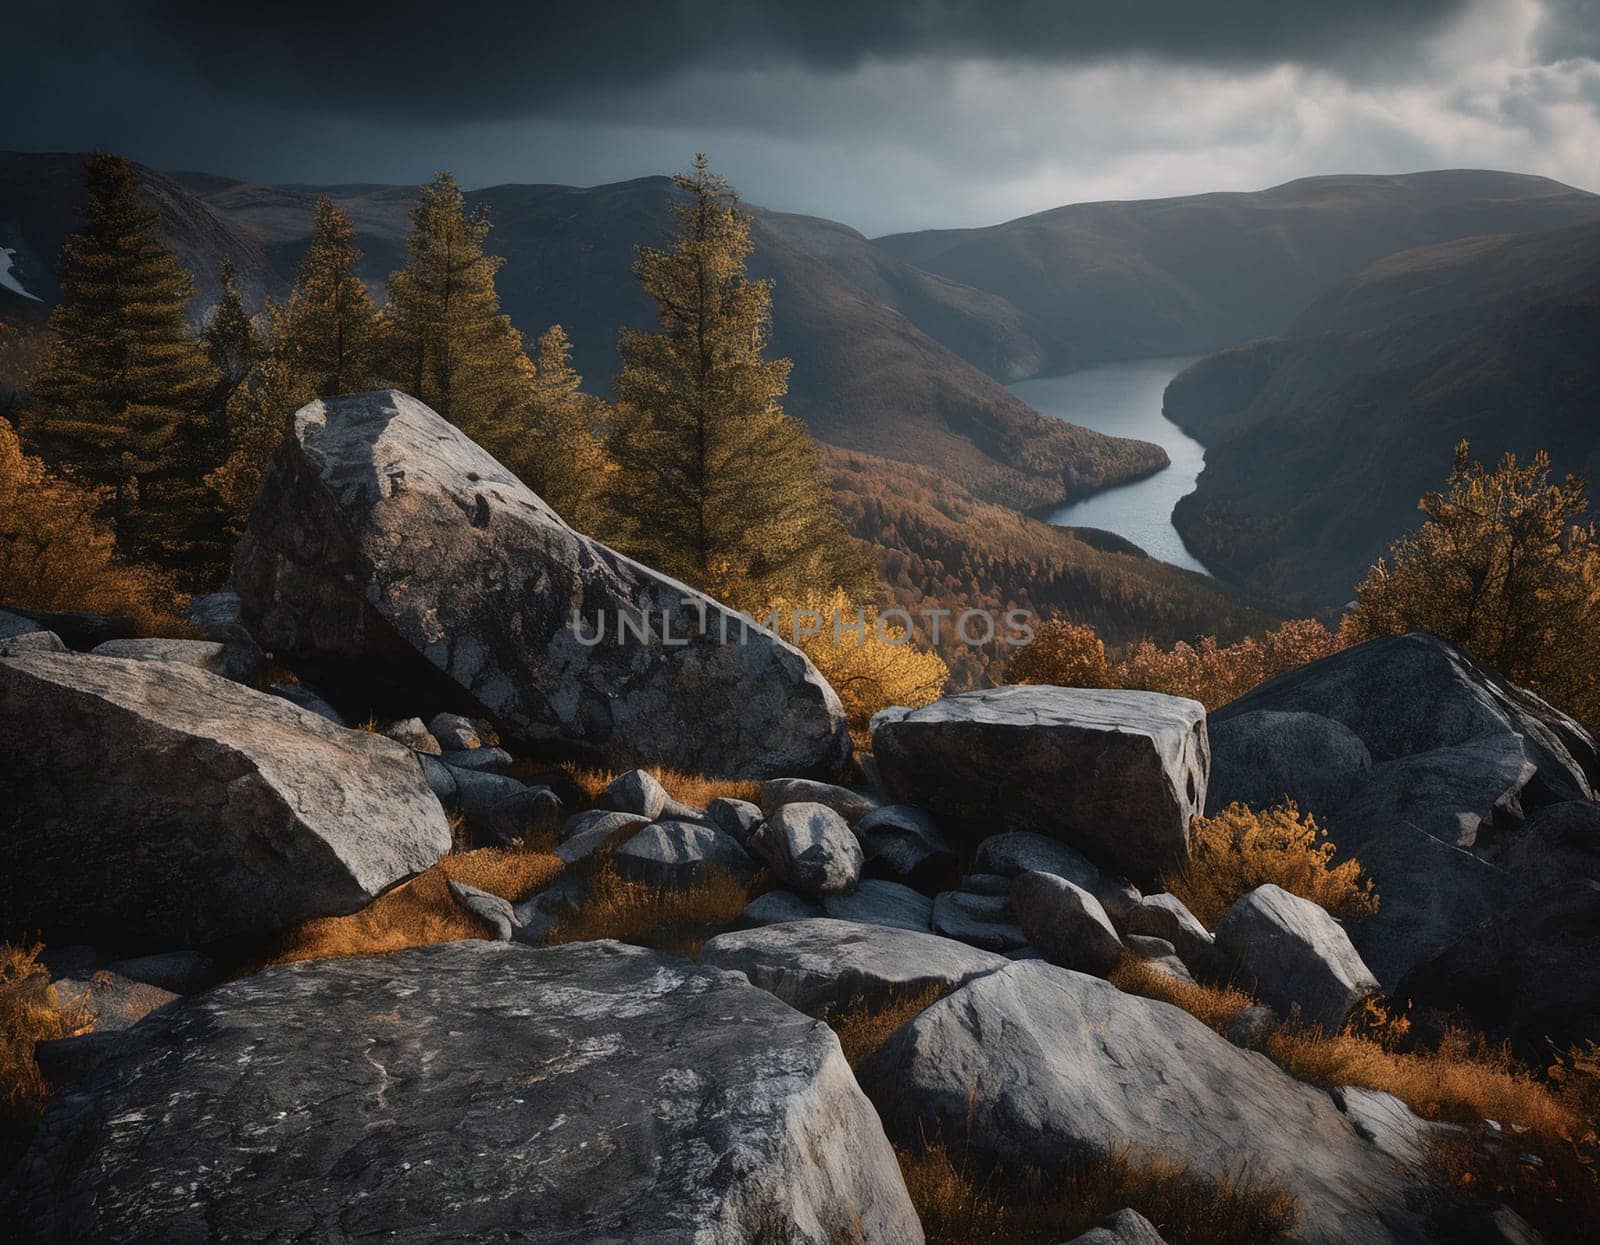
left=281, top=197, right=382, bottom=396
left=383, top=172, right=533, bottom=444
left=204, top=256, right=260, bottom=399
left=503, top=324, right=612, bottom=530
left=26, top=152, right=218, bottom=561
left=608, top=154, right=867, bottom=611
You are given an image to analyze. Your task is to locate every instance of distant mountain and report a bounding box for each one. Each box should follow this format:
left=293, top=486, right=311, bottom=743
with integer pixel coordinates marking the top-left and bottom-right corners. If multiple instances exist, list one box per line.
left=876, top=171, right=1600, bottom=370
left=1166, top=218, right=1600, bottom=607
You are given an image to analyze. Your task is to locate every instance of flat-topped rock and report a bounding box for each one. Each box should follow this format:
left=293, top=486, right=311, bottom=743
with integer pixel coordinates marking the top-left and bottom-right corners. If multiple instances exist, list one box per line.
left=234, top=390, right=849, bottom=779
left=0, top=652, right=451, bottom=949
left=4, top=941, right=922, bottom=1243
left=872, top=686, right=1208, bottom=883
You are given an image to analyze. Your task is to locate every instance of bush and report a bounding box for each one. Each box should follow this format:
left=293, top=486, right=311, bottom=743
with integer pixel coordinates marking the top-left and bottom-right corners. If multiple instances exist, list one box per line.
left=1, top=942, right=93, bottom=1167
left=562, top=765, right=761, bottom=810
left=540, top=861, right=766, bottom=959
left=1109, top=955, right=1259, bottom=1034
left=1006, top=620, right=1109, bottom=687
left=1347, top=440, right=1600, bottom=734
left=826, top=984, right=951, bottom=1068
left=1162, top=801, right=1377, bottom=927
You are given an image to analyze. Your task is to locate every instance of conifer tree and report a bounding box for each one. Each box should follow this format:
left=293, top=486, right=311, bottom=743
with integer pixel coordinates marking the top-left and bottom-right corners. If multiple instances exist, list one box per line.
left=383, top=172, right=532, bottom=444
left=505, top=324, right=612, bottom=530
left=26, top=152, right=218, bottom=564
left=281, top=197, right=381, bottom=396
left=608, top=154, right=867, bottom=611
left=204, top=256, right=260, bottom=399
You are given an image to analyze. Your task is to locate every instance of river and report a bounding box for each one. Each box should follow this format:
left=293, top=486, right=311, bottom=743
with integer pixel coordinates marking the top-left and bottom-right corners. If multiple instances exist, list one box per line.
left=1008, top=355, right=1211, bottom=575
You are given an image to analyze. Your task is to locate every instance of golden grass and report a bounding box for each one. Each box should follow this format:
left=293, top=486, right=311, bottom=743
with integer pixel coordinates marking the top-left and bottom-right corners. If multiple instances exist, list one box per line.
left=540, top=860, right=766, bottom=958
left=263, top=848, right=562, bottom=966
left=1, top=942, right=93, bottom=1167
left=897, top=1139, right=1299, bottom=1245
left=563, top=765, right=761, bottom=809
left=827, top=984, right=951, bottom=1068
left=1162, top=801, right=1378, bottom=927
left=1109, top=955, right=1259, bottom=1034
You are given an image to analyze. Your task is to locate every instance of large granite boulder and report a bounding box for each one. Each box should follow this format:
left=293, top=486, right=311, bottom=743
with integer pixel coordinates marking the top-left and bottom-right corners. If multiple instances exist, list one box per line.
left=872, top=686, right=1208, bottom=883
left=862, top=961, right=1418, bottom=1244
left=234, top=390, right=849, bottom=779
left=1011, top=871, right=1124, bottom=977
left=612, top=821, right=759, bottom=887
left=700, top=917, right=1006, bottom=1015
left=753, top=802, right=863, bottom=899
left=2, top=941, right=922, bottom=1243
left=1205, top=709, right=1372, bottom=819
left=0, top=652, right=451, bottom=949
left=1500, top=800, right=1600, bottom=893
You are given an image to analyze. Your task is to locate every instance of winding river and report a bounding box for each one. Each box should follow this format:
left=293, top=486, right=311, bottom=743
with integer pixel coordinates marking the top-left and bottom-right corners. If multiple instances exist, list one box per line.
left=1009, top=355, right=1211, bottom=575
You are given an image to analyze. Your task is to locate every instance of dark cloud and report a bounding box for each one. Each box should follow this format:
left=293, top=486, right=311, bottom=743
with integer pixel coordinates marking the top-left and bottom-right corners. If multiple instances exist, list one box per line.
left=1537, top=0, right=1600, bottom=59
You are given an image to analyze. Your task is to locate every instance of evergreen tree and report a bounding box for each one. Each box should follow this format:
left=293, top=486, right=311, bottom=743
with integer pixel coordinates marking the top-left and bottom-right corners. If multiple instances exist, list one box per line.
left=505, top=324, right=612, bottom=530
left=383, top=172, right=532, bottom=443
left=26, top=152, right=218, bottom=566
left=607, top=154, right=867, bottom=611
left=204, top=256, right=260, bottom=399
left=281, top=197, right=381, bottom=396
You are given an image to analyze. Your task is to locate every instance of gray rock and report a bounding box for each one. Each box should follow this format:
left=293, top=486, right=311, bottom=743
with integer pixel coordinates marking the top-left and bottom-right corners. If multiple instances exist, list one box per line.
left=754, top=801, right=863, bottom=899
left=613, top=820, right=758, bottom=887
left=1094, top=876, right=1143, bottom=927
left=438, top=745, right=514, bottom=774
left=822, top=879, right=934, bottom=931
left=0, top=606, right=133, bottom=650
left=975, top=830, right=1102, bottom=889
left=107, top=950, right=223, bottom=995
left=0, top=606, right=42, bottom=640
left=383, top=715, right=442, bottom=755
left=1349, top=822, right=1527, bottom=990
left=1331, top=1086, right=1453, bottom=1174
left=1216, top=884, right=1380, bottom=1033
left=0, top=652, right=451, bottom=948
left=854, top=804, right=956, bottom=888
left=484, top=785, right=563, bottom=846
left=1011, top=871, right=1124, bottom=977
left=417, top=753, right=458, bottom=808
left=556, top=810, right=649, bottom=864
left=510, top=878, right=587, bottom=943
left=449, top=767, right=527, bottom=839
left=661, top=795, right=713, bottom=825
left=602, top=767, right=669, bottom=819
left=1060, top=1208, right=1169, bottom=1245
left=1205, top=709, right=1372, bottom=819
left=959, top=872, right=1014, bottom=896
left=931, top=888, right=1029, bottom=953
left=1501, top=800, right=1600, bottom=893
left=706, top=797, right=765, bottom=848
left=446, top=880, right=522, bottom=941
left=761, top=777, right=880, bottom=824
left=0, top=629, right=66, bottom=656
left=183, top=588, right=266, bottom=676
left=234, top=390, right=850, bottom=778
left=1126, top=893, right=1217, bottom=975
left=736, top=890, right=825, bottom=928
left=1224, top=1004, right=1278, bottom=1050
left=428, top=711, right=481, bottom=751
left=1123, top=935, right=1196, bottom=985
left=53, top=972, right=178, bottom=1032
left=4, top=941, right=922, bottom=1243
left=265, top=680, right=347, bottom=726
left=1217, top=631, right=1596, bottom=803
left=872, top=685, right=1209, bottom=883
left=92, top=636, right=259, bottom=684
left=863, top=961, right=1416, bottom=1244
left=1329, top=735, right=1536, bottom=853
left=700, top=917, right=1006, bottom=1015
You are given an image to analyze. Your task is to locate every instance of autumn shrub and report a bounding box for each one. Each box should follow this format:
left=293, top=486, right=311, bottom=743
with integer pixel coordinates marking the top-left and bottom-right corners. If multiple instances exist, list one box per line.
left=1162, top=801, right=1377, bottom=927
left=562, top=765, right=761, bottom=809
left=1006, top=620, right=1109, bottom=687
left=1109, top=955, right=1259, bottom=1034
left=826, top=983, right=951, bottom=1068
left=1, top=942, right=93, bottom=1167
left=540, top=860, right=766, bottom=958
left=0, top=419, right=187, bottom=632
left=1346, top=441, right=1600, bottom=734
left=896, top=1138, right=1299, bottom=1245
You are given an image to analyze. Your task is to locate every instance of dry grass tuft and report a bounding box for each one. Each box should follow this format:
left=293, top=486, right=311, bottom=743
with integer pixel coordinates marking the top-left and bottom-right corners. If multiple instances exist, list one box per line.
left=2, top=942, right=94, bottom=1167
left=1162, top=801, right=1378, bottom=927
left=827, top=984, right=951, bottom=1068
left=1109, top=956, right=1259, bottom=1034
left=264, top=849, right=562, bottom=966
left=897, top=1138, right=1300, bottom=1245
left=540, top=861, right=765, bottom=958
left=564, top=765, right=761, bottom=809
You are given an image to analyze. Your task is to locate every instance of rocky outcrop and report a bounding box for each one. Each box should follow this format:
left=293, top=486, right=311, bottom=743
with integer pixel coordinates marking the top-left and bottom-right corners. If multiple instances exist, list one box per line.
left=872, top=686, right=1209, bottom=883
left=0, top=652, right=451, bottom=949
left=233, top=390, right=849, bottom=779
left=700, top=917, right=1006, bottom=1014
left=1205, top=709, right=1371, bottom=819
left=3, top=941, right=923, bottom=1243
left=863, top=961, right=1419, bottom=1244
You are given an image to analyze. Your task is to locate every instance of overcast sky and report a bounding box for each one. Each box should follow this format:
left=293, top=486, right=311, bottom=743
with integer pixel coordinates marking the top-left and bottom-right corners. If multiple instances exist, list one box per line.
left=4, top=0, right=1598, bottom=234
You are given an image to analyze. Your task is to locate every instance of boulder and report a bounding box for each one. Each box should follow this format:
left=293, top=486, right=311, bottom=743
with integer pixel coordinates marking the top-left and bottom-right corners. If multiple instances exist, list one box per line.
left=3, top=941, right=922, bottom=1243
left=931, top=888, right=1029, bottom=953
left=0, top=652, right=451, bottom=948
left=854, top=804, right=957, bottom=888
left=450, top=768, right=528, bottom=842
left=233, top=390, right=850, bottom=779
left=1500, top=800, right=1600, bottom=893
left=974, top=830, right=1102, bottom=890
left=612, top=821, right=758, bottom=887
left=601, top=767, right=669, bottom=819
left=706, top=796, right=765, bottom=848
left=265, top=680, right=347, bottom=726
left=383, top=715, right=442, bottom=754
left=761, top=777, right=880, bottom=824
left=1061, top=1208, right=1169, bottom=1245
left=699, top=918, right=1006, bottom=1015
left=556, top=810, right=650, bottom=864
left=0, top=605, right=133, bottom=650
left=107, top=950, right=223, bottom=995
left=1123, top=935, right=1196, bottom=985
left=0, top=629, right=66, bottom=656
left=1205, top=709, right=1371, bottom=819
left=52, top=972, right=178, bottom=1032
left=1348, top=823, right=1527, bottom=990
left=183, top=588, right=266, bottom=674
left=511, top=878, right=587, bottom=944
left=754, top=802, right=863, bottom=899
left=446, top=880, right=522, bottom=941
left=92, top=636, right=259, bottom=684
left=1126, top=893, right=1217, bottom=976
left=737, top=890, right=825, bottom=929
left=862, top=961, right=1417, bottom=1244
left=439, top=745, right=514, bottom=774
left=1330, top=1086, right=1455, bottom=1175
left=484, top=785, right=563, bottom=846
left=417, top=753, right=458, bottom=808
left=872, top=686, right=1208, bottom=883
left=1011, top=871, right=1124, bottom=977
left=428, top=711, right=482, bottom=751
left=1215, top=885, right=1380, bottom=1033
left=1216, top=631, right=1595, bottom=803
left=821, top=879, right=934, bottom=931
